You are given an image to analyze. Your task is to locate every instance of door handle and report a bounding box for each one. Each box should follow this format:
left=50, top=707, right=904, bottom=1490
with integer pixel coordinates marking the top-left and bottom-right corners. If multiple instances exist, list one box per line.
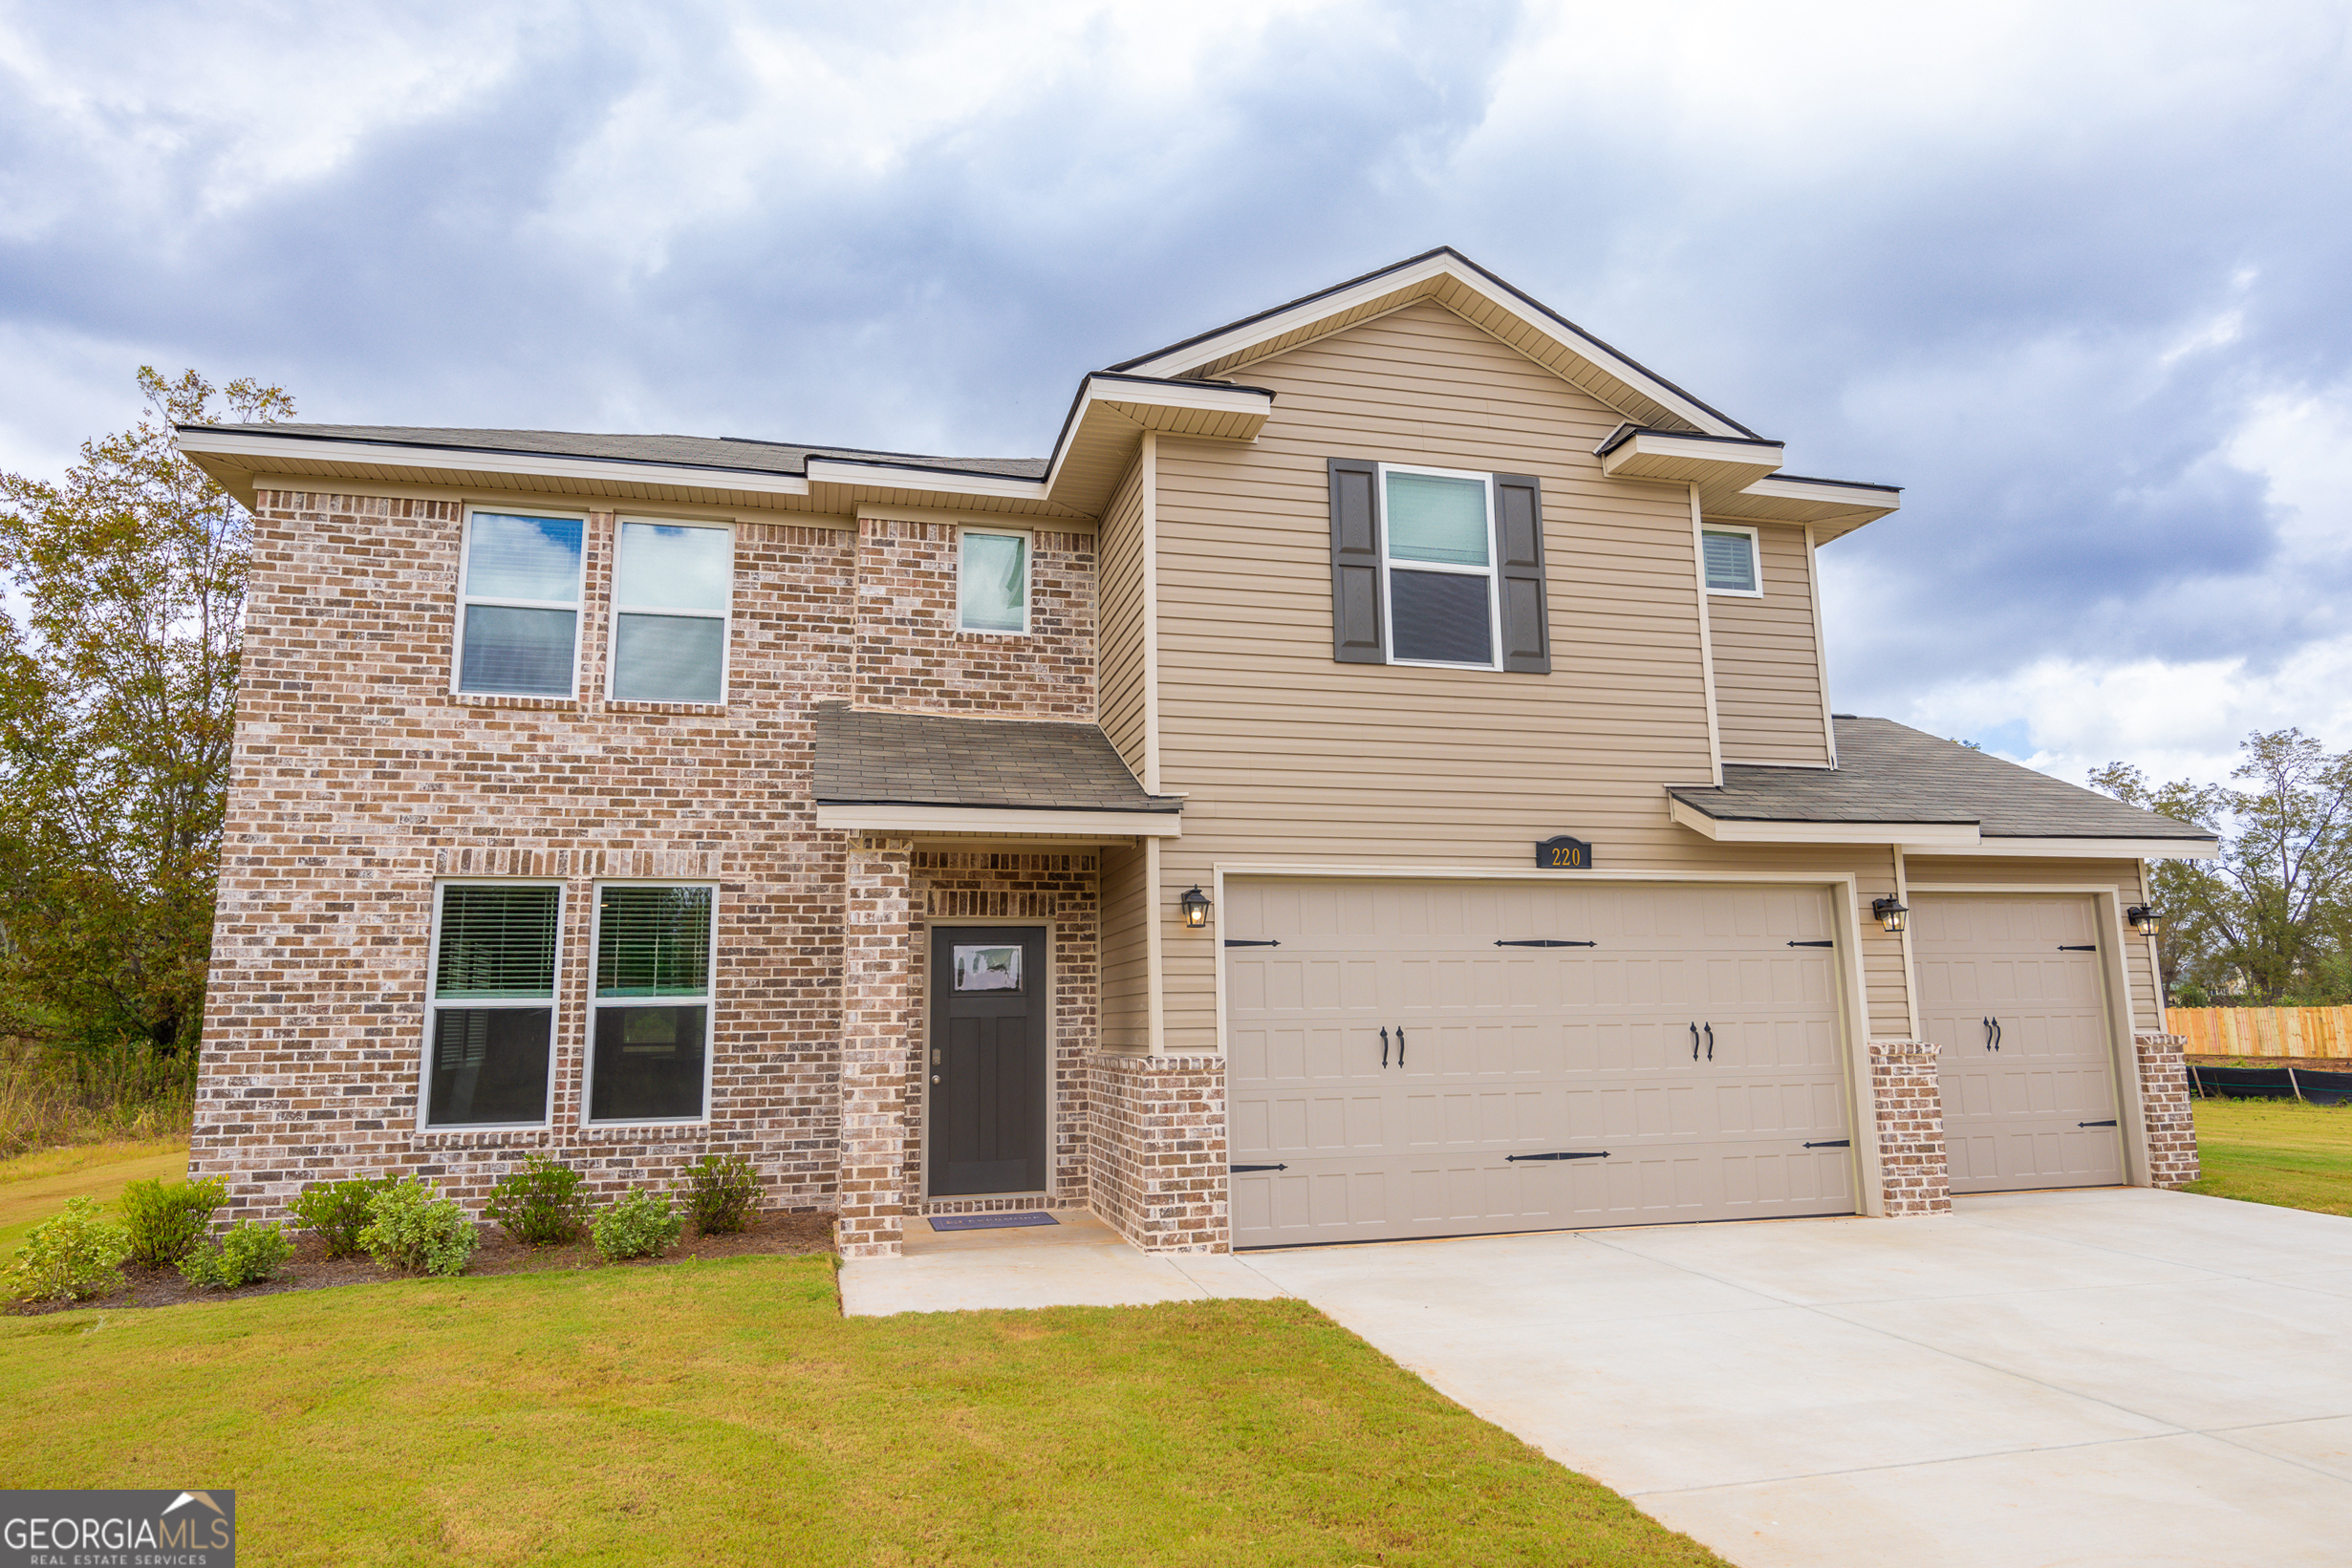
left=1690, top=1021, right=1700, bottom=1061
left=1704, top=1023, right=1715, bottom=1062
left=1993, top=1017, right=2002, bottom=1050
left=1983, top=1017, right=1994, bottom=1052
left=1379, top=1026, right=1389, bottom=1069
left=1395, top=1026, right=1406, bottom=1066
left=931, top=1074, right=940, bottom=1085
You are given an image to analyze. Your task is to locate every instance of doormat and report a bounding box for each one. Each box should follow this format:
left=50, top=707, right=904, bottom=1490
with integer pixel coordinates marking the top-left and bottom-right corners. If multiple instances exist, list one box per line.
left=928, top=1212, right=1060, bottom=1232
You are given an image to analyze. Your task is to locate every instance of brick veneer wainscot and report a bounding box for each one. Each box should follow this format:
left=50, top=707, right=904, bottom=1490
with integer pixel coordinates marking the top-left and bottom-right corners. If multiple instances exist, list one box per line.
left=1089, top=1054, right=1228, bottom=1253
left=2134, top=1032, right=2201, bottom=1188
left=1866, top=1040, right=1952, bottom=1216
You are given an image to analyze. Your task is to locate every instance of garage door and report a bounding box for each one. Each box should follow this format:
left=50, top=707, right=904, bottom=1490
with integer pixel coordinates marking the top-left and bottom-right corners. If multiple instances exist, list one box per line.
left=1912, top=895, right=2125, bottom=1193
left=1224, top=878, right=1856, bottom=1249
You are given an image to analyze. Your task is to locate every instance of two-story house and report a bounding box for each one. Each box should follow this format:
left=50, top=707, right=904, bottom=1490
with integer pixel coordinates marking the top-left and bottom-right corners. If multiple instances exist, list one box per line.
left=176, top=248, right=2215, bottom=1258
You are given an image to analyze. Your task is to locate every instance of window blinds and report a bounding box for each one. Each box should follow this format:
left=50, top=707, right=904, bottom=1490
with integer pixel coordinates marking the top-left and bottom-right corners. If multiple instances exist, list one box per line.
left=1703, top=530, right=1758, bottom=593
left=596, top=887, right=712, bottom=997
left=434, top=886, right=560, bottom=999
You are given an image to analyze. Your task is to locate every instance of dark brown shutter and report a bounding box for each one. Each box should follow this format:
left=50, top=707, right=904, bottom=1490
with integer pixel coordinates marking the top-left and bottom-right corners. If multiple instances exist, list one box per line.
left=1328, top=458, right=1384, bottom=663
left=1494, top=472, right=1549, bottom=674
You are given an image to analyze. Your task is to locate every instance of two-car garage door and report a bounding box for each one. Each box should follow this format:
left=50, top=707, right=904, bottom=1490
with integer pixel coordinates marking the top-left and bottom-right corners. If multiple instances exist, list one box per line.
left=1224, top=878, right=1858, bottom=1249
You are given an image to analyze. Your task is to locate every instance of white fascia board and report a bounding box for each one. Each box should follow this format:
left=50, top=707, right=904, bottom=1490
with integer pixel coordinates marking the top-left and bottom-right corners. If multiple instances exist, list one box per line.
left=1740, top=475, right=1901, bottom=511
left=803, top=460, right=1047, bottom=502
left=1670, top=794, right=1979, bottom=848
left=814, top=804, right=1182, bottom=838
left=1920, top=835, right=2221, bottom=861
left=1114, top=253, right=1749, bottom=439
left=173, top=429, right=813, bottom=496
left=1600, top=431, right=1785, bottom=471
left=1036, top=376, right=1274, bottom=496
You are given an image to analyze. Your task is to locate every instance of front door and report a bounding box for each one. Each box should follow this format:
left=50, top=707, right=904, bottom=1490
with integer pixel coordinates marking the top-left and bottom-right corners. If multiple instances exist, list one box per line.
left=928, top=925, right=1049, bottom=1196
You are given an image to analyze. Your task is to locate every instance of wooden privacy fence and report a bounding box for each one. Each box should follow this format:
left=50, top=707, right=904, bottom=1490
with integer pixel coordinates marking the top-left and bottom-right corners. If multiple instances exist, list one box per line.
left=2170, top=1006, right=2352, bottom=1059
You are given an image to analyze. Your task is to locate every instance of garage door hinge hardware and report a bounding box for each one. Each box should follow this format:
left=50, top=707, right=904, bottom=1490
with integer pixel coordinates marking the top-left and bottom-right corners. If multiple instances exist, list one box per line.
left=1803, top=1140, right=1850, bottom=1149
left=1494, top=938, right=1598, bottom=948
left=1229, top=1163, right=1289, bottom=1173
left=2058, top=944, right=2097, bottom=952
left=1787, top=939, right=1835, bottom=947
left=2077, top=1120, right=2118, bottom=1128
left=1506, top=1150, right=1610, bottom=1162
left=1223, top=938, right=1281, bottom=948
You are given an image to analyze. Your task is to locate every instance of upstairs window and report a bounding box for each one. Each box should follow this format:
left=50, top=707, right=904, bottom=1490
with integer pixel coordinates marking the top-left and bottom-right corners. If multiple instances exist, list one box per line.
left=958, top=528, right=1029, bottom=634
left=1326, top=460, right=1549, bottom=674
left=459, top=510, right=586, bottom=697
left=1383, top=467, right=1498, bottom=666
left=1702, top=526, right=1761, bottom=595
left=424, top=883, right=560, bottom=1127
left=611, top=521, right=731, bottom=701
left=588, top=885, right=714, bottom=1124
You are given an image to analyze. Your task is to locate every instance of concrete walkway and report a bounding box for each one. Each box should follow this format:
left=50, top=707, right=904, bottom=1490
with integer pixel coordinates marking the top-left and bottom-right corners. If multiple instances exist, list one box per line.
left=838, top=1210, right=1284, bottom=1315
left=1242, top=1188, right=2352, bottom=1568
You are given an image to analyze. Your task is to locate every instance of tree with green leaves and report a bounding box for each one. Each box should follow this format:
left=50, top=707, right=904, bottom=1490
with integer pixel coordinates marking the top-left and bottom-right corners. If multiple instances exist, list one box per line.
left=2090, top=728, right=2352, bottom=1004
left=0, top=367, right=293, bottom=1063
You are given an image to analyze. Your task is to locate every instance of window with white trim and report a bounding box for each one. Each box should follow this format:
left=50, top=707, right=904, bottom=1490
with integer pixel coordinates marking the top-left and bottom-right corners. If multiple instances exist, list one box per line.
left=424, top=883, right=560, bottom=1127
left=588, top=884, right=714, bottom=1124
left=958, top=528, right=1030, bottom=634
left=1382, top=465, right=1498, bottom=667
left=611, top=521, right=731, bottom=701
left=458, top=510, right=587, bottom=696
left=1702, top=526, right=1761, bottom=595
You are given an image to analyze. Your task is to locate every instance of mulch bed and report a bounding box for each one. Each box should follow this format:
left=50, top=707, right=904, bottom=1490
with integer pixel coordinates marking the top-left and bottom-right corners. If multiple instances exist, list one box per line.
left=13, top=1211, right=836, bottom=1317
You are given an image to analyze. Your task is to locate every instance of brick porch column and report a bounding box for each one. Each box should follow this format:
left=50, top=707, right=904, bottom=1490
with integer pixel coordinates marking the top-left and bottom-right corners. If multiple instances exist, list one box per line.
left=838, top=835, right=915, bottom=1258
left=1866, top=1040, right=1952, bottom=1216
left=2134, top=1032, right=2200, bottom=1188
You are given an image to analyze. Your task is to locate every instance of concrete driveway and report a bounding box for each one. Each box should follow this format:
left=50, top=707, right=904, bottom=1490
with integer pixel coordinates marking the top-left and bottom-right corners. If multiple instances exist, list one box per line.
left=1242, top=1188, right=2352, bottom=1568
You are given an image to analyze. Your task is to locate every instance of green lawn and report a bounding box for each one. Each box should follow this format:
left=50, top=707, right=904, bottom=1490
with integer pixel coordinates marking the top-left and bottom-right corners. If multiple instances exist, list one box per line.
left=2, top=1149, right=1720, bottom=1567
left=2185, top=1098, right=2352, bottom=1217
left=0, top=1138, right=187, bottom=1257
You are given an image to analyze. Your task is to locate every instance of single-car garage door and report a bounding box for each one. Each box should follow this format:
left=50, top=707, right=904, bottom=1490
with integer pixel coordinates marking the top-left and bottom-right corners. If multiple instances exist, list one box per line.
left=1911, top=894, right=2125, bottom=1193
left=1224, top=878, right=1857, bottom=1249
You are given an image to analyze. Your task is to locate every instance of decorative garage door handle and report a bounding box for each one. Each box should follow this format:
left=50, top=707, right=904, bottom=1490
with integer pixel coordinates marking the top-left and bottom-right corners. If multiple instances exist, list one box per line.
left=1494, top=938, right=1598, bottom=948
left=1395, top=1026, right=1405, bottom=1066
left=1705, top=1023, right=1715, bottom=1062
left=1230, top=1163, right=1289, bottom=1173
left=1380, top=1026, right=1390, bottom=1068
left=1691, top=1021, right=1700, bottom=1061
left=1983, top=1016, right=2002, bottom=1051
left=1506, top=1150, right=1609, bottom=1162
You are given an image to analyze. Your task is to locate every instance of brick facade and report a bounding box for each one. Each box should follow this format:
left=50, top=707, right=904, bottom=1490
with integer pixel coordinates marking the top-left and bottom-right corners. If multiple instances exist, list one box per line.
left=2134, top=1032, right=2200, bottom=1189
left=852, top=517, right=1094, bottom=717
left=1088, top=1054, right=1228, bottom=1253
left=1866, top=1041, right=1952, bottom=1216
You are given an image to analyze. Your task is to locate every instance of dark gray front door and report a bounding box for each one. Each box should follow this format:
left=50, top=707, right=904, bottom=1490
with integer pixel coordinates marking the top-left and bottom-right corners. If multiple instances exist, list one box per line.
left=928, top=925, right=1048, bottom=1196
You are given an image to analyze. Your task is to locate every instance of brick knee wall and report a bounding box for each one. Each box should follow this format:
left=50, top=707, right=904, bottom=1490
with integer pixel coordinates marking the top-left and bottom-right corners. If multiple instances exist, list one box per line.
left=2135, top=1033, right=2200, bottom=1188
left=837, top=837, right=914, bottom=1257
left=1867, top=1040, right=1952, bottom=1216
left=1090, top=1054, right=1226, bottom=1253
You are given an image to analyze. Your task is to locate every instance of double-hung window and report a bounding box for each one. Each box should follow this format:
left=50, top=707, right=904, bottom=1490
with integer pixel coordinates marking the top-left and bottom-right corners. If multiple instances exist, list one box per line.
left=611, top=521, right=732, bottom=701
left=424, top=883, right=560, bottom=1127
left=958, top=528, right=1029, bottom=634
left=1327, top=460, right=1549, bottom=673
left=458, top=510, right=587, bottom=696
left=588, top=885, right=715, bottom=1124
left=1380, top=465, right=1500, bottom=667
left=1701, top=526, right=1761, bottom=596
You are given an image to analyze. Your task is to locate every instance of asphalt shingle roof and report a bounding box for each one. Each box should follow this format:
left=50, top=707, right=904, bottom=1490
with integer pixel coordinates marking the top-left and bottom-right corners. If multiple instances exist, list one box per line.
left=186, top=423, right=1050, bottom=481
left=1669, top=717, right=2214, bottom=842
left=812, top=702, right=1179, bottom=814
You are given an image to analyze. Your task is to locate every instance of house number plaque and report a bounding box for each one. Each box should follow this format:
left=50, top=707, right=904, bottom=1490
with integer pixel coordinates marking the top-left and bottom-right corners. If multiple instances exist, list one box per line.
left=1535, top=836, right=1593, bottom=870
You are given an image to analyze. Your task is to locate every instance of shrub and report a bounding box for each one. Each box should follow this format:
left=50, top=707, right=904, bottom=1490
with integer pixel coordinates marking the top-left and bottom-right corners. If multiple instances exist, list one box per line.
left=118, top=1176, right=228, bottom=1267
left=357, top=1178, right=478, bottom=1278
left=289, top=1175, right=399, bottom=1258
left=484, top=1154, right=590, bottom=1246
left=682, top=1153, right=762, bottom=1235
left=178, top=1219, right=295, bottom=1290
left=592, top=1188, right=682, bottom=1262
left=4, top=1196, right=133, bottom=1302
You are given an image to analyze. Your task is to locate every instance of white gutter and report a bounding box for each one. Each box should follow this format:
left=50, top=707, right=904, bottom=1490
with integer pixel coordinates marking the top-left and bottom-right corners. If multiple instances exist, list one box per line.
left=171, top=428, right=814, bottom=496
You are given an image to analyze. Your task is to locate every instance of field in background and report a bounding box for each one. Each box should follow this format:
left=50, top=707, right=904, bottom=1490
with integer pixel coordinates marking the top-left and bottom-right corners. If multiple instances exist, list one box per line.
left=2186, top=1099, right=2352, bottom=1216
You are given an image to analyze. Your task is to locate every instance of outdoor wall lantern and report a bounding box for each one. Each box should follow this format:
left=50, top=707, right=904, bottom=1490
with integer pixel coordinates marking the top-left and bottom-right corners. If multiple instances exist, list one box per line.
left=1871, top=897, right=1910, bottom=934
left=2127, top=905, right=2163, bottom=937
left=1180, top=885, right=1213, bottom=930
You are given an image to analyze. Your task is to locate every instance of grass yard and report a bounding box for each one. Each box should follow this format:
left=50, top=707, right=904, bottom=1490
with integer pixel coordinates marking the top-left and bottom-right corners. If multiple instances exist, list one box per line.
left=1, top=1259, right=1723, bottom=1567
left=0, top=1138, right=187, bottom=1257
left=2185, top=1098, right=2352, bottom=1217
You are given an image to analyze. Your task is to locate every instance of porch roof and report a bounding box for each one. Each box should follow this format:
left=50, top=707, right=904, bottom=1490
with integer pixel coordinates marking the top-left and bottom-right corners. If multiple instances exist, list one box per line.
left=812, top=701, right=1180, bottom=818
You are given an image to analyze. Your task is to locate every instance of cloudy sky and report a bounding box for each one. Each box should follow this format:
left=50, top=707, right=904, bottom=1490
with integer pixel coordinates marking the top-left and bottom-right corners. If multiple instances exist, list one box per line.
left=5, top=0, right=2348, bottom=790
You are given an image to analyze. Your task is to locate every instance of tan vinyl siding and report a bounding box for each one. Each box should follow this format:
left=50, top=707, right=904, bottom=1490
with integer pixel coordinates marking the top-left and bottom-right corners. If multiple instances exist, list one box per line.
left=1147, top=299, right=1916, bottom=1050
left=1096, top=454, right=1149, bottom=778
left=1903, top=856, right=2164, bottom=1035
left=1710, top=524, right=1832, bottom=766
left=1098, top=839, right=1154, bottom=1051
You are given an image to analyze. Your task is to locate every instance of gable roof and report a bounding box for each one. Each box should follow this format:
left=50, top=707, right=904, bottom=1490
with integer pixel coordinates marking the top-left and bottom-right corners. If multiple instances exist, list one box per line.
left=1667, top=717, right=2218, bottom=855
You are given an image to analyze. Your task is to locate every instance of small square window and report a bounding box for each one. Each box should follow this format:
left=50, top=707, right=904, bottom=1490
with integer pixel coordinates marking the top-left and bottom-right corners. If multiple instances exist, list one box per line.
left=959, top=529, right=1029, bottom=634
left=458, top=511, right=586, bottom=696
left=1702, top=528, right=1760, bottom=595
left=589, top=885, right=714, bottom=1124
left=424, top=883, right=560, bottom=1127
left=612, top=521, right=731, bottom=701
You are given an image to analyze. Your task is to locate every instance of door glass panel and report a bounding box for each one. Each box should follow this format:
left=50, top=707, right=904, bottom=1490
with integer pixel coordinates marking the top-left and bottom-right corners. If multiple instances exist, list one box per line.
left=953, top=945, right=1024, bottom=993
